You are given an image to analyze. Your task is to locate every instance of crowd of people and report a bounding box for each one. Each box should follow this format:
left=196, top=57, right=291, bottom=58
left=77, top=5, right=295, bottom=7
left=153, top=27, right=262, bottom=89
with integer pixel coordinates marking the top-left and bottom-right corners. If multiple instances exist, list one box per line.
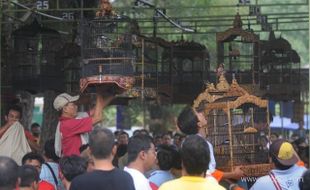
left=0, top=92, right=310, bottom=190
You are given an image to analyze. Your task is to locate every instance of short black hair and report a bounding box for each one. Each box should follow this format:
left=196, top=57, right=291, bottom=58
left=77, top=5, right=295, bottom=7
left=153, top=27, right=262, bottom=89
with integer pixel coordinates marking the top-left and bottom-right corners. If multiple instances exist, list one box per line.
left=177, top=106, right=199, bottom=135
left=22, top=152, right=45, bottom=166
left=59, top=155, right=87, bottom=182
left=5, top=104, right=23, bottom=117
left=162, top=132, right=172, bottom=138
left=133, top=129, right=141, bottom=136
left=44, top=139, right=60, bottom=162
left=300, top=169, right=310, bottom=190
left=19, top=165, right=39, bottom=187
left=127, top=135, right=154, bottom=164
left=114, top=130, right=121, bottom=137
left=0, top=156, right=19, bottom=189
left=139, top=129, right=149, bottom=136
left=156, top=145, right=176, bottom=170
left=31, top=123, right=40, bottom=129
left=89, top=127, right=115, bottom=159
left=181, top=135, right=210, bottom=175
left=120, top=131, right=129, bottom=138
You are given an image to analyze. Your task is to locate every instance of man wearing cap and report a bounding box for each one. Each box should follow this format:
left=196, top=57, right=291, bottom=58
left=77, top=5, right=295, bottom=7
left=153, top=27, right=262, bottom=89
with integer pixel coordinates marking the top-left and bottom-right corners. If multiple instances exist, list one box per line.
left=250, top=139, right=306, bottom=190
left=53, top=93, right=113, bottom=157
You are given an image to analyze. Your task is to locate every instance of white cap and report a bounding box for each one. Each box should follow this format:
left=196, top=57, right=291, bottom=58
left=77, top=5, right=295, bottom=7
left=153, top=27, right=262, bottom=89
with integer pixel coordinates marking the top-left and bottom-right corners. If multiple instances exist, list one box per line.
left=53, top=93, right=80, bottom=111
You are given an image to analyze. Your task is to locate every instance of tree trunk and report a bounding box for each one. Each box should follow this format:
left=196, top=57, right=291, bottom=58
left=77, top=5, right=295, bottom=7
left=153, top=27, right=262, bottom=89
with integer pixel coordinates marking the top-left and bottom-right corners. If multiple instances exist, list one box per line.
left=18, top=91, right=34, bottom=129
left=40, top=91, right=58, bottom=147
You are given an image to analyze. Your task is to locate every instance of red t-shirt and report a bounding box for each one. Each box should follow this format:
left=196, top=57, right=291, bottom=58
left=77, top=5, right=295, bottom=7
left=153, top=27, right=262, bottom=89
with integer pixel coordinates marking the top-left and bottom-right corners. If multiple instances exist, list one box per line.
left=24, top=129, right=36, bottom=142
left=38, top=180, right=55, bottom=190
left=59, top=116, right=92, bottom=156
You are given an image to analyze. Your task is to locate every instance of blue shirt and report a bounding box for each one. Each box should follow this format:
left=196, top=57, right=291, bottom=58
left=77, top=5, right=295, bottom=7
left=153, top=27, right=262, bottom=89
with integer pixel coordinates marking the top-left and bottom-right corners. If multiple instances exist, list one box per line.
left=148, top=170, right=175, bottom=187
left=250, top=164, right=306, bottom=190
left=40, top=162, right=64, bottom=190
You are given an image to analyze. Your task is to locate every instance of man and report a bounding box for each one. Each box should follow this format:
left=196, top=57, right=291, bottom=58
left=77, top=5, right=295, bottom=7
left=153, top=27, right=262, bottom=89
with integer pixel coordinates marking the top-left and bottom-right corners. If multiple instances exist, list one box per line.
left=124, top=135, right=157, bottom=190
left=148, top=145, right=177, bottom=187
left=159, top=135, right=225, bottom=190
left=250, top=139, right=306, bottom=190
left=30, top=123, right=41, bottom=143
left=59, top=155, right=87, bottom=190
left=70, top=127, right=135, bottom=190
left=53, top=92, right=113, bottom=157
left=117, top=131, right=129, bottom=145
left=177, top=106, right=244, bottom=181
left=162, top=133, right=172, bottom=146
left=40, top=139, right=62, bottom=189
left=0, top=105, right=31, bottom=165
left=18, top=165, right=40, bottom=190
left=22, top=152, right=55, bottom=190
left=0, top=156, right=19, bottom=190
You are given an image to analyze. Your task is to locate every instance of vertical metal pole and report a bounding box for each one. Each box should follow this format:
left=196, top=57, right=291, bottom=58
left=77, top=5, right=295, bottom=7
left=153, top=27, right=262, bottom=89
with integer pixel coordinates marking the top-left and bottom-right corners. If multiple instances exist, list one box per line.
left=280, top=102, right=284, bottom=137
left=227, top=105, right=234, bottom=172
left=80, top=0, right=84, bottom=90
left=141, top=38, right=146, bottom=129
left=0, top=0, right=3, bottom=118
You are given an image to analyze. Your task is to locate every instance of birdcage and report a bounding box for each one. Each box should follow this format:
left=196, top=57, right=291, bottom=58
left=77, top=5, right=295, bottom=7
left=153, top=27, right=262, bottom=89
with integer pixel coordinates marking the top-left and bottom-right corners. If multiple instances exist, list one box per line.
left=193, top=74, right=272, bottom=177
left=216, top=12, right=259, bottom=84
left=11, top=19, right=64, bottom=93
left=80, top=16, right=136, bottom=95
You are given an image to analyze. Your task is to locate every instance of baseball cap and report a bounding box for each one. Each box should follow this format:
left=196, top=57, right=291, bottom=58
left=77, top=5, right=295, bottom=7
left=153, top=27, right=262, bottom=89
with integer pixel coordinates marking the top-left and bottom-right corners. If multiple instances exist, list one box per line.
left=53, top=93, right=80, bottom=111
left=269, top=139, right=298, bottom=166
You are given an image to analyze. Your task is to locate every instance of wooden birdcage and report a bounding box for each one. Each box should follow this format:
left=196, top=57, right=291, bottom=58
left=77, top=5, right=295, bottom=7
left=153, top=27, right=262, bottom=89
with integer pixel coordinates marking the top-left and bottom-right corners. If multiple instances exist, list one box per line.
left=216, top=12, right=259, bottom=84
left=80, top=16, right=136, bottom=95
left=11, top=19, right=64, bottom=93
left=193, top=74, right=272, bottom=176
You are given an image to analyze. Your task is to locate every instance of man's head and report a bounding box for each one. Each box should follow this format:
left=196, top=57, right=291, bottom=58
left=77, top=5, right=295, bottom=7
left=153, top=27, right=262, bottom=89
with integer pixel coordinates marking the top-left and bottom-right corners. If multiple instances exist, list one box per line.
left=156, top=145, right=177, bottom=171
left=5, top=105, right=22, bottom=123
left=177, top=106, right=207, bottom=135
left=154, top=134, right=163, bottom=146
left=117, top=131, right=129, bottom=145
left=89, top=127, right=116, bottom=160
left=18, top=165, right=39, bottom=190
left=22, top=152, right=45, bottom=173
left=44, top=139, right=60, bottom=162
left=127, top=135, right=156, bottom=172
left=80, top=148, right=95, bottom=172
left=59, top=156, right=87, bottom=183
left=0, top=156, right=19, bottom=190
left=53, top=93, right=80, bottom=118
left=30, top=123, right=40, bottom=137
left=270, top=133, right=279, bottom=143
left=269, top=139, right=298, bottom=169
left=162, top=132, right=172, bottom=145
left=181, top=135, right=210, bottom=176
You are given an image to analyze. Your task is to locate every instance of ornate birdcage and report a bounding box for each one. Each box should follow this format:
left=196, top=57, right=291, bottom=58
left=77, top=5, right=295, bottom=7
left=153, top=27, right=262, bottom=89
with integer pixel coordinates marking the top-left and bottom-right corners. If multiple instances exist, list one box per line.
left=80, top=16, right=136, bottom=95
left=11, top=19, right=64, bottom=93
left=216, top=12, right=259, bottom=84
left=259, top=31, right=301, bottom=101
left=193, top=74, right=272, bottom=177
left=161, top=39, right=210, bottom=103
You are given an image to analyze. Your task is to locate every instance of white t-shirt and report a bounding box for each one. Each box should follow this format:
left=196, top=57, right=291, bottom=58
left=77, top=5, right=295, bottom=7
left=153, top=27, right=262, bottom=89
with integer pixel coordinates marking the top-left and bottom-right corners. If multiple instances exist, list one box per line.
left=206, top=140, right=216, bottom=173
left=197, top=134, right=216, bottom=173
left=124, top=167, right=152, bottom=190
left=250, top=164, right=306, bottom=190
